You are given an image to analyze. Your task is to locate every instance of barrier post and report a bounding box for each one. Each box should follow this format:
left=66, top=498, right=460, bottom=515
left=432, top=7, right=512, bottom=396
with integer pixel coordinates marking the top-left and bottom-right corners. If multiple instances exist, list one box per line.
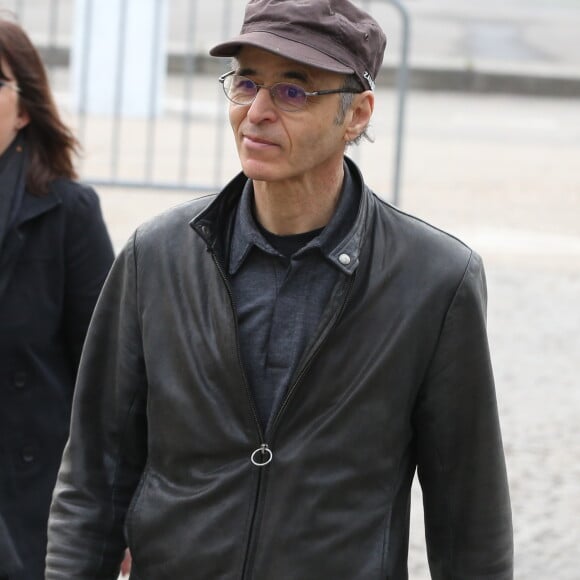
left=386, top=0, right=411, bottom=207
left=71, top=0, right=168, bottom=117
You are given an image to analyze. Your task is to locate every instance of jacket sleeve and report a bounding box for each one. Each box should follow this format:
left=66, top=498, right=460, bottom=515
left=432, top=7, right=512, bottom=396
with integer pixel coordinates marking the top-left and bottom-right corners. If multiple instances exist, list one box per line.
left=62, top=184, right=115, bottom=377
left=46, top=232, right=147, bottom=579
left=413, top=251, right=513, bottom=579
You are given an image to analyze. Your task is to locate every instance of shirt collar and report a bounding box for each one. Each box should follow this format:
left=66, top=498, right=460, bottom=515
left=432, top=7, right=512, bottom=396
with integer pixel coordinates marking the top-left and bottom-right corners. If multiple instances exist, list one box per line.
left=229, top=179, right=275, bottom=275
left=228, top=159, right=363, bottom=276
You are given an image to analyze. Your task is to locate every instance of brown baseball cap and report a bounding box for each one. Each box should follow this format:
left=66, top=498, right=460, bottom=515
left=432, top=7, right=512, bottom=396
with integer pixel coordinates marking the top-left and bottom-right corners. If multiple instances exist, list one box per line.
left=209, top=0, right=387, bottom=91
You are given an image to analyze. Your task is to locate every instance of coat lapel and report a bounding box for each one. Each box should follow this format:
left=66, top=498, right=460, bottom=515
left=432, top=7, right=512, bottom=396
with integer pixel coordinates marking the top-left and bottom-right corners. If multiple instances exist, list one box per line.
left=0, top=190, right=61, bottom=301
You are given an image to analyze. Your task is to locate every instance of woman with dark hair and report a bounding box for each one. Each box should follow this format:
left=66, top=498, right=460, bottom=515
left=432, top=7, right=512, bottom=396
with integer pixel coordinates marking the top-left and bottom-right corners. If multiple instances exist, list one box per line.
left=0, top=17, right=114, bottom=580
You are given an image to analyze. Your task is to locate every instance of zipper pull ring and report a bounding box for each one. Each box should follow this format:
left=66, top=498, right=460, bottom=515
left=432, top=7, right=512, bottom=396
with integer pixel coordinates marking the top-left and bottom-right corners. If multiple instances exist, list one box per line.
left=251, top=443, right=273, bottom=467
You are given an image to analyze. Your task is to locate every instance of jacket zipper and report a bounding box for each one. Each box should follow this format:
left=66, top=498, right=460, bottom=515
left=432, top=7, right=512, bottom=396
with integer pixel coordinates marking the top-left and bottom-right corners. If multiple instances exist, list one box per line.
left=207, top=249, right=270, bottom=579
left=209, top=239, right=355, bottom=579
left=241, top=275, right=356, bottom=578
left=209, top=250, right=264, bottom=438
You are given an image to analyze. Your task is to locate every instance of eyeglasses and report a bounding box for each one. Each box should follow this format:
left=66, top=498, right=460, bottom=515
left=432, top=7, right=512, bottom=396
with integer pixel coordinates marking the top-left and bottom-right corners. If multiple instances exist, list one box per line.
left=0, top=79, right=20, bottom=93
left=218, top=71, right=362, bottom=112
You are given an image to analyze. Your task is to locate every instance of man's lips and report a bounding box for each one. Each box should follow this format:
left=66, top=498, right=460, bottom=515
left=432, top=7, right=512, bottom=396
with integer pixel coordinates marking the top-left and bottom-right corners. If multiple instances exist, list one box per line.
left=243, top=134, right=279, bottom=148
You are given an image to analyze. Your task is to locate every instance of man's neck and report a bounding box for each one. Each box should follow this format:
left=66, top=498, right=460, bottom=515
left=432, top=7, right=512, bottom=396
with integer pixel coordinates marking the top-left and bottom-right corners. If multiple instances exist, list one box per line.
left=252, top=164, right=345, bottom=236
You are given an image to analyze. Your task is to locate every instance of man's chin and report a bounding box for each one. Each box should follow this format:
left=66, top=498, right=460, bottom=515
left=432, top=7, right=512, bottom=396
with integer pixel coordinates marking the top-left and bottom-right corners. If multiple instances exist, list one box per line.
left=240, top=159, right=284, bottom=183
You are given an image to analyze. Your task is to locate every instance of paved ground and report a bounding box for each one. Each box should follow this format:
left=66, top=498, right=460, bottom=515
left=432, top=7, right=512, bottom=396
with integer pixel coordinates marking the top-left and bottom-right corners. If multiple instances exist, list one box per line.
left=97, top=89, right=580, bottom=579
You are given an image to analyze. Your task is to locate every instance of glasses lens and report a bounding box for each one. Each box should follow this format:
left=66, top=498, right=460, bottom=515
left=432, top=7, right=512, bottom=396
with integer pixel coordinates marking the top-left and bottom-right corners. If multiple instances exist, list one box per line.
left=272, top=83, right=307, bottom=111
left=225, top=75, right=257, bottom=105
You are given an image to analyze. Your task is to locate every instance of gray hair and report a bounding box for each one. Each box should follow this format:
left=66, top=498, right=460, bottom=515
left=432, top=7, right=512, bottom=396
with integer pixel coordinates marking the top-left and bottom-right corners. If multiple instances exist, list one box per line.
left=335, top=75, right=373, bottom=146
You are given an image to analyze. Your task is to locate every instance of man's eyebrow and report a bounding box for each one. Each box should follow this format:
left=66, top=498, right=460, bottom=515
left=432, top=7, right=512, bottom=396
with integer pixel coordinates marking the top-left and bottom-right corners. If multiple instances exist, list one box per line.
left=236, top=66, right=257, bottom=77
left=236, top=66, right=310, bottom=84
left=283, top=70, right=310, bottom=83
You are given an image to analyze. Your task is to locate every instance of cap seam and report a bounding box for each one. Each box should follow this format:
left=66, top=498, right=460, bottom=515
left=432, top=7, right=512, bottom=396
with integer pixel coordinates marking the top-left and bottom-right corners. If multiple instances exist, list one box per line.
left=243, top=29, right=355, bottom=72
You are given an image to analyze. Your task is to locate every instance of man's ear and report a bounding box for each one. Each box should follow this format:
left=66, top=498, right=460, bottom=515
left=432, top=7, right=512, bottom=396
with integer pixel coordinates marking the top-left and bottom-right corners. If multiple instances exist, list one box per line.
left=343, top=91, right=374, bottom=143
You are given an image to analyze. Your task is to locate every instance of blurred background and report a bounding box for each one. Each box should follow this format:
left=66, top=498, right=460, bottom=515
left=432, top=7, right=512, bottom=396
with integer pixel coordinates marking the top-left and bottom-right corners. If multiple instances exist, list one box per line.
left=3, top=0, right=579, bottom=577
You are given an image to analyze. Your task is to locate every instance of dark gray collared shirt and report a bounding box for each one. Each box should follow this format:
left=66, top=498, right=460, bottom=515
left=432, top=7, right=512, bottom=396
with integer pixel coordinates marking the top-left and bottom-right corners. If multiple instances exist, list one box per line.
left=228, top=162, right=361, bottom=432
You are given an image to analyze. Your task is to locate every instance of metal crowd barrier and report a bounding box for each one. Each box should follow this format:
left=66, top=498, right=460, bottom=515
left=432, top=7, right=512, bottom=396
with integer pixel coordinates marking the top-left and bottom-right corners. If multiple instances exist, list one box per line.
left=11, top=0, right=410, bottom=205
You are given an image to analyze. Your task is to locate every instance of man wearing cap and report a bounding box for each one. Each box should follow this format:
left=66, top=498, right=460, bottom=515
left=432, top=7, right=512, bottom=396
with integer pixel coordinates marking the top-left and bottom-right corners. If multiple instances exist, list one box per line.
left=46, top=0, right=513, bottom=578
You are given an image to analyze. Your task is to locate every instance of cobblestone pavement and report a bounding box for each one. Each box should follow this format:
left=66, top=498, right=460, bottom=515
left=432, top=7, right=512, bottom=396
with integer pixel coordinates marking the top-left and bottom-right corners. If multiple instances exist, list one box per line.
left=98, top=89, right=579, bottom=579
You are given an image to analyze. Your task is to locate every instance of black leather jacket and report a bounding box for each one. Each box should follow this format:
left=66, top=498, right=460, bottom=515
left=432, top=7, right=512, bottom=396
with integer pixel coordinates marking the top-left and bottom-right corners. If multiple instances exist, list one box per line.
left=47, top=161, right=513, bottom=579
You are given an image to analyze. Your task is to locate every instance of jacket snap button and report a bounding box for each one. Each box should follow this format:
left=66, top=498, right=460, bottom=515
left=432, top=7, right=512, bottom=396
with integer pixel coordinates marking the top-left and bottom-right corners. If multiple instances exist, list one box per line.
left=14, top=371, right=27, bottom=389
left=21, top=446, right=35, bottom=463
left=338, top=253, right=351, bottom=265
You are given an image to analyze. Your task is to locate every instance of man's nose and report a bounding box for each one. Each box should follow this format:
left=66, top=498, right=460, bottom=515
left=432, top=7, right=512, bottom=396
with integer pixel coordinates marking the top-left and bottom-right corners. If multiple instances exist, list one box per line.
left=246, top=86, right=278, bottom=122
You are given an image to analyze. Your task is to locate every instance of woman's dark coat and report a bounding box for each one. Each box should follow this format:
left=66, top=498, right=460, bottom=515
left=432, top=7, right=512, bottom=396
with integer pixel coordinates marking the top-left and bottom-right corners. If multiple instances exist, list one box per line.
left=0, top=179, right=114, bottom=580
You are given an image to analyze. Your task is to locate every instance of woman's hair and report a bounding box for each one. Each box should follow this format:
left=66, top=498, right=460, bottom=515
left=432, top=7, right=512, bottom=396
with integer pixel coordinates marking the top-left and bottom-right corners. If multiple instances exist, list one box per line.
left=0, top=16, right=79, bottom=194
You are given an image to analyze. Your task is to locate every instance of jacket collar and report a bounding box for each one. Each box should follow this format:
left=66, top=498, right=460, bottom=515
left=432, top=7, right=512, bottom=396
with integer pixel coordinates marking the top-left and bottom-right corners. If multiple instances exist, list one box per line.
left=228, top=161, right=362, bottom=276
left=0, top=189, right=62, bottom=301
left=191, top=156, right=371, bottom=276
left=15, top=188, right=62, bottom=227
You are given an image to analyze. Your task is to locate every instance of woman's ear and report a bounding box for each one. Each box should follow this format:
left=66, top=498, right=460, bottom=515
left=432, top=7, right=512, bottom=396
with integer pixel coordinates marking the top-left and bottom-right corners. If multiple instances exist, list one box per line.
left=344, top=91, right=374, bottom=143
left=16, top=108, right=30, bottom=130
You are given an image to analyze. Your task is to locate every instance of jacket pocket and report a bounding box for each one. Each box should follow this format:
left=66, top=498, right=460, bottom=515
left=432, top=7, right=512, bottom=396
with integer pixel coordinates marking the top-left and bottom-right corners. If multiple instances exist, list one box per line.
left=124, top=464, right=152, bottom=548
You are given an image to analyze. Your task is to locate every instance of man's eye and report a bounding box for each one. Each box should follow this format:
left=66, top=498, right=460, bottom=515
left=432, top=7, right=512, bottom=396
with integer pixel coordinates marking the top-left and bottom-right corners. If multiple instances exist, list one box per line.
left=239, top=80, right=255, bottom=91
left=282, top=84, right=304, bottom=100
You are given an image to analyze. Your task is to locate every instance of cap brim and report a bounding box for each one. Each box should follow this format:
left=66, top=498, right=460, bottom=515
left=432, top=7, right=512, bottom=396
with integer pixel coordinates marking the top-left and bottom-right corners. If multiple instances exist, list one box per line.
left=210, top=31, right=354, bottom=75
